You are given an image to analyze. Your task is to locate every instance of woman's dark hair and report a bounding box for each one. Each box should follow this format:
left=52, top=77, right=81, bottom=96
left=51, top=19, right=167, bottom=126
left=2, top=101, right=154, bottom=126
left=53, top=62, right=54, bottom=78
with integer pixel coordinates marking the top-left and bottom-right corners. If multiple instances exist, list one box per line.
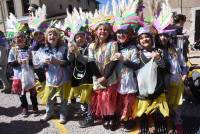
left=173, top=14, right=186, bottom=24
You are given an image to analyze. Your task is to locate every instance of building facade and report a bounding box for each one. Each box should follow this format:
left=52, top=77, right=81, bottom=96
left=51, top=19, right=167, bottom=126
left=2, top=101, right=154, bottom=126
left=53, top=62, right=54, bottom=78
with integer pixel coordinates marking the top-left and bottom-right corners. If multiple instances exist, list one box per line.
left=169, top=0, right=200, bottom=43
left=0, top=0, right=99, bottom=32
left=142, top=0, right=200, bottom=43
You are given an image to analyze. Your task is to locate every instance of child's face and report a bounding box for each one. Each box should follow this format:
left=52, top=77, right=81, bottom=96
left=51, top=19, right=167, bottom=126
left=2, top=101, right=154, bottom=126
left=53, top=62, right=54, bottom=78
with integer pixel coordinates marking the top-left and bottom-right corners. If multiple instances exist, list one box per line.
left=139, top=33, right=152, bottom=48
left=95, top=25, right=110, bottom=42
left=75, top=33, right=86, bottom=46
left=15, top=35, right=25, bottom=47
left=34, top=32, right=44, bottom=42
left=47, top=32, right=59, bottom=45
left=159, top=34, right=169, bottom=47
left=116, top=30, right=130, bottom=43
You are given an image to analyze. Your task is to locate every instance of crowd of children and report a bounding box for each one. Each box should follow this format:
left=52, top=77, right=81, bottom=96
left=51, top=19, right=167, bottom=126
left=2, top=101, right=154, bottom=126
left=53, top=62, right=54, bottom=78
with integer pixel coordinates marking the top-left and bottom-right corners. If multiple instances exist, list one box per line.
left=0, top=0, right=193, bottom=133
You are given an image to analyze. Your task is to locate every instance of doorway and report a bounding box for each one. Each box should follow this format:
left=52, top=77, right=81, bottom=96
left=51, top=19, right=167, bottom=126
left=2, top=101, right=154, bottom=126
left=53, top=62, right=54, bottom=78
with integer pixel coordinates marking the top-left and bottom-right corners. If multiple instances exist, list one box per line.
left=195, top=10, right=200, bottom=42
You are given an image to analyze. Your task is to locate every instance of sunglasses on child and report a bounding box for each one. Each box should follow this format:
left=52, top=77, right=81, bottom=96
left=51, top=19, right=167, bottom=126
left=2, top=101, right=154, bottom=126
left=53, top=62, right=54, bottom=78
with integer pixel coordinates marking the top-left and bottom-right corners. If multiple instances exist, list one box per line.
left=116, top=30, right=129, bottom=35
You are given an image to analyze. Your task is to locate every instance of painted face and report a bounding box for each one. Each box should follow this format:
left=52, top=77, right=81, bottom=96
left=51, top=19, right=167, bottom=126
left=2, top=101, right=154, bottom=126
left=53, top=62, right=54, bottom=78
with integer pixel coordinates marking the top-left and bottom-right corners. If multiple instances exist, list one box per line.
left=116, top=30, right=130, bottom=43
left=47, top=31, right=59, bottom=45
left=138, top=33, right=152, bottom=48
left=95, top=25, right=110, bottom=42
left=75, top=33, right=86, bottom=46
left=159, top=33, right=169, bottom=47
left=15, top=35, right=25, bottom=47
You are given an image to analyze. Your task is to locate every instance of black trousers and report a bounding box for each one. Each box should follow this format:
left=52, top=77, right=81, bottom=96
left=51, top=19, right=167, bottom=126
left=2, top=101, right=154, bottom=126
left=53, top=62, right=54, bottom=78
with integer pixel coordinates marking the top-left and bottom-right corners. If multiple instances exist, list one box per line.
left=19, top=88, right=38, bottom=110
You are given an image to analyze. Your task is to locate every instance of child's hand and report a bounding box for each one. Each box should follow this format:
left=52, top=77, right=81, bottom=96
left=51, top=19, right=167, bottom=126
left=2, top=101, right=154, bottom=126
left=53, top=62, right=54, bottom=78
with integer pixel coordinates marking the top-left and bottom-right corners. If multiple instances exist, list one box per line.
left=113, top=53, right=123, bottom=61
left=97, top=77, right=107, bottom=85
left=152, top=51, right=161, bottom=60
left=44, top=58, right=51, bottom=64
left=182, top=75, right=187, bottom=82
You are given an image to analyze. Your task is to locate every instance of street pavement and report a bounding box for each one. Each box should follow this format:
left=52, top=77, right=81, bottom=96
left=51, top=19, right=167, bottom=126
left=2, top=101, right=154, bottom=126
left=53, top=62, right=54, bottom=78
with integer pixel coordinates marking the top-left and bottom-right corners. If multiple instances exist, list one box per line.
left=0, top=50, right=200, bottom=134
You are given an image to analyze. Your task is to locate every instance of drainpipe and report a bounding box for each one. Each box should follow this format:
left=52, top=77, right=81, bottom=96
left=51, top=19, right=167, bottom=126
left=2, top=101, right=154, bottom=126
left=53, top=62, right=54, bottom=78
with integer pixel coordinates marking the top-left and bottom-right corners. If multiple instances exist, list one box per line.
left=181, top=0, right=183, bottom=14
left=0, top=0, right=6, bottom=33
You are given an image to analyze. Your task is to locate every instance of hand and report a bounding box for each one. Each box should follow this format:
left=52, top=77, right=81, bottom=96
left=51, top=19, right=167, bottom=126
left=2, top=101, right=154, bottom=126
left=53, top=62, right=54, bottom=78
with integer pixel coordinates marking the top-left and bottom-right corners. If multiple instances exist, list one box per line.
left=152, top=51, right=161, bottom=60
left=21, top=59, right=28, bottom=64
left=182, top=75, right=187, bottom=82
left=18, top=59, right=28, bottom=65
left=113, top=53, right=123, bottom=61
left=69, top=42, right=78, bottom=54
left=44, top=58, right=51, bottom=64
left=97, top=77, right=107, bottom=84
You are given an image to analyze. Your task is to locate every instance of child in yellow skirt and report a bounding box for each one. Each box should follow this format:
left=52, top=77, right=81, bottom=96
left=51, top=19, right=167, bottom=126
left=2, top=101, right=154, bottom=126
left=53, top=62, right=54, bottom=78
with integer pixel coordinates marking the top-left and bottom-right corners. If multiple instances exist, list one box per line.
left=132, top=27, right=169, bottom=134
left=156, top=32, right=188, bottom=133
left=39, top=28, right=71, bottom=124
left=68, top=31, right=93, bottom=116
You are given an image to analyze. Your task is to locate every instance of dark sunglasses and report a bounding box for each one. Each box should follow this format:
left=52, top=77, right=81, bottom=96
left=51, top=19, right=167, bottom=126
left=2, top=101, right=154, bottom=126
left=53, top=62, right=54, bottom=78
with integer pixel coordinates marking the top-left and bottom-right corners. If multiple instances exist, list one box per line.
left=116, top=30, right=129, bottom=35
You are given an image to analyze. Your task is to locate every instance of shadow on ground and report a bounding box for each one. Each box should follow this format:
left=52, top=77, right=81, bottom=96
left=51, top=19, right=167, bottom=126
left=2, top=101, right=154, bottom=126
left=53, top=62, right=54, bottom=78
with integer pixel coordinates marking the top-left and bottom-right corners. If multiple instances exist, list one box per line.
left=0, top=106, right=21, bottom=117
left=0, top=105, right=46, bottom=117
left=0, top=120, right=50, bottom=134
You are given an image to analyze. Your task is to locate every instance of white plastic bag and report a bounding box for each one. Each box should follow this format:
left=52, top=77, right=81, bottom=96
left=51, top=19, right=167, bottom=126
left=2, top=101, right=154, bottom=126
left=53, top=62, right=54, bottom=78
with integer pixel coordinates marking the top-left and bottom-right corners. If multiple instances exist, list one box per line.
left=32, top=51, right=41, bottom=68
left=21, top=64, right=35, bottom=91
left=92, top=76, right=106, bottom=90
left=136, top=58, right=158, bottom=97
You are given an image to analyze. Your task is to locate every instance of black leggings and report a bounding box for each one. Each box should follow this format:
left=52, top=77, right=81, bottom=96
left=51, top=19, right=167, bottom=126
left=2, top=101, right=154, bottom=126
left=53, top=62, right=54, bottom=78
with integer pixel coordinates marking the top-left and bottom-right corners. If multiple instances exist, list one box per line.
left=19, top=88, right=38, bottom=110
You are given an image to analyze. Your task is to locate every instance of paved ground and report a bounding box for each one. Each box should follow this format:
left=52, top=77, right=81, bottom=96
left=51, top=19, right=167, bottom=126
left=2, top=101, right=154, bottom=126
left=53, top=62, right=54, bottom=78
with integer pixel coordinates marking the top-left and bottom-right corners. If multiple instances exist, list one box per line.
left=0, top=50, right=200, bottom=134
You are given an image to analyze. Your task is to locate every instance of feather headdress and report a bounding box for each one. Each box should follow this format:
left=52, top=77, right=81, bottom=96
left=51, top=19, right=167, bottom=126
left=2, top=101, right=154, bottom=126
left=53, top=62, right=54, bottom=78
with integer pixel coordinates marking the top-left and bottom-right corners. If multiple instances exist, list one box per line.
left=28, top=4, right=47, bottom=32
left=88, top=2, right=114, bottom=31
left=112, top=0, right=143, bottom=32
left=6, top=13, right=26, bottom=38
left=61, top=8, right=89, bottom=42
left=146, top=0, right=174, bottom=34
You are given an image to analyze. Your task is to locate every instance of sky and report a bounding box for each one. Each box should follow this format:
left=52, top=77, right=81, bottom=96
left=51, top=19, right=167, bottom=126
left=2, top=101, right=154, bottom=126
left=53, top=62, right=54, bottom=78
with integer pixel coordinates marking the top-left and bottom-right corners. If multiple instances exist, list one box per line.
left=98, top=0, right=111, bottom=9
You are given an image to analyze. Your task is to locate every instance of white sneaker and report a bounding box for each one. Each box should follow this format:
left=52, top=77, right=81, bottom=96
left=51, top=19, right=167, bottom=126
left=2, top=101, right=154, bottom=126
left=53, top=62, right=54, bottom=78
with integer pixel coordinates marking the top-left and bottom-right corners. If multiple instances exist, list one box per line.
left=40, top=114, right=52, bottom=121
left=59, top=118, right=66, bottom=124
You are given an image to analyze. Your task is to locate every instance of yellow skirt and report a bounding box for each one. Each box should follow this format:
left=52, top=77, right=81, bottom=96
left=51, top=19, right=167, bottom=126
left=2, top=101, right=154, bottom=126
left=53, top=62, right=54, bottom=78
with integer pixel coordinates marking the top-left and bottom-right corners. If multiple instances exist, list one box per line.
left=41, top=82, right=71, bottom=105
left=134, top=93, right=169, bottom=118
left=69, top=84, right=93, bottom=104
left=167, top=81, right=184, bottom=109
left=35, top=81, right=46, bottom=104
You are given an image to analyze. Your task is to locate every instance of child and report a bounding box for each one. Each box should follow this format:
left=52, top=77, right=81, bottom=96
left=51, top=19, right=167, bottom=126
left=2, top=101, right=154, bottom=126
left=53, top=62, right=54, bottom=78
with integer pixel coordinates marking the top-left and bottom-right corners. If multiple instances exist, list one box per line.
left=134, top=27, right=169, bottom=134
left=29, top=30, right=46, bottom=97
left=40, top=28, right=71, bottom=124
left=0, top=32, right=11, bottom=93
left=8, top=32, right=38, bottom=117
left=114, top=26, right=140, bottom=131
left=68, top=31, right=93, bottom=117
left=88, top=23, right=119, bottom=130
left=156, top=32, right=188, bottom=134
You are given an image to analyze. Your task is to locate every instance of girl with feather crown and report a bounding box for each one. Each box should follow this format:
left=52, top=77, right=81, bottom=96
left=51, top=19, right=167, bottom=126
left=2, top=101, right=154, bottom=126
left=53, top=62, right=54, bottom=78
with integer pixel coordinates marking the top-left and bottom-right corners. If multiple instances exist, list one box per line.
left=63, top=8, right=94, bottom=119
left=131, top=0, right=173, bottom=133
left=28, top=5, right=47, bottom=101
left=7, top=13, right=39, bottom=117
left=111, top=0, right=142, bottom=131
left=80, top=3, right=120, bottom=130
left=153, top=1, right=188, bottom=133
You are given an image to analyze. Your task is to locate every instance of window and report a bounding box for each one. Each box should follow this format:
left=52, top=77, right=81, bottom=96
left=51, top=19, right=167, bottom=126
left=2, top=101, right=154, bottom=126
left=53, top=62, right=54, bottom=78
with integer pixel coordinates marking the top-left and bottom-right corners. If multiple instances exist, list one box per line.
left=22, top=0, right=30, bottom=15
left=6, top=0, right=15, bottom=15
left=59, top=4, right=63, bottom=10
left=68, top=5, right=73, bottom=13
